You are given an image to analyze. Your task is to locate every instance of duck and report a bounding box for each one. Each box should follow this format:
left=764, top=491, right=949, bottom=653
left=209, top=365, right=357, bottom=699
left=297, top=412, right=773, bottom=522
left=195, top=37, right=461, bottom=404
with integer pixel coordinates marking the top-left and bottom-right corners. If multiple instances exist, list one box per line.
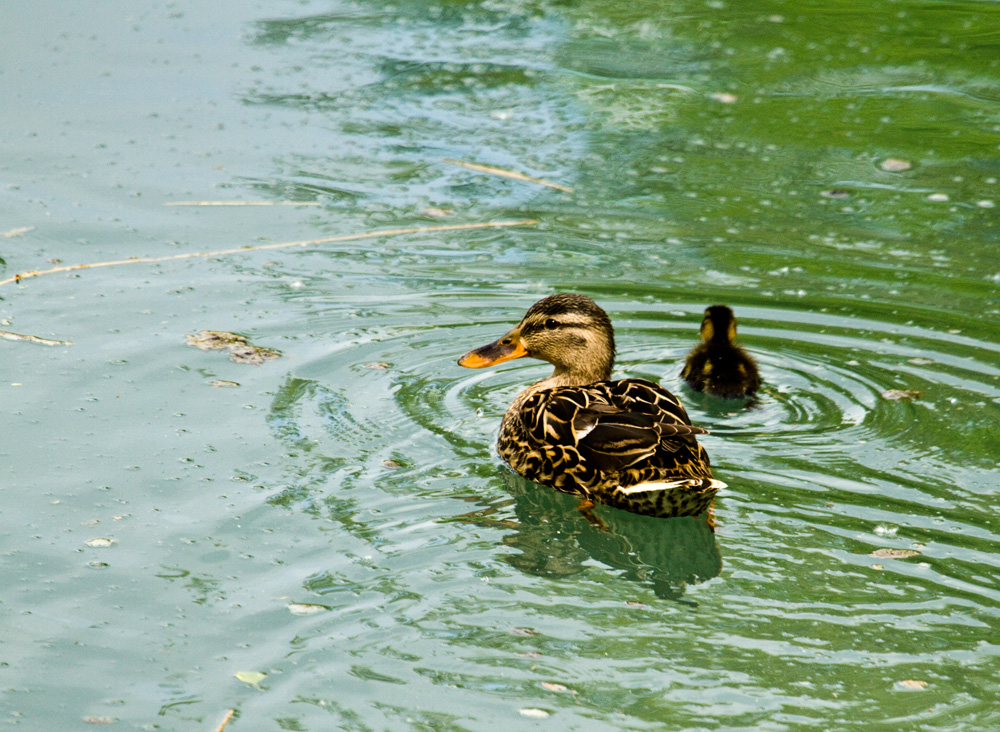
left=458, top=293, right=724, bottom=519
left=681, top=305, right=760, bottom=399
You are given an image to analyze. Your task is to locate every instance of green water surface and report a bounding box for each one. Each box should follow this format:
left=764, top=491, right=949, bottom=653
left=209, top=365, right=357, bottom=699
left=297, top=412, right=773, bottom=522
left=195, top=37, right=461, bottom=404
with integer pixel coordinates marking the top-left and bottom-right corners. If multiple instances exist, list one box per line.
left=2, top=1, right=998, bottom=730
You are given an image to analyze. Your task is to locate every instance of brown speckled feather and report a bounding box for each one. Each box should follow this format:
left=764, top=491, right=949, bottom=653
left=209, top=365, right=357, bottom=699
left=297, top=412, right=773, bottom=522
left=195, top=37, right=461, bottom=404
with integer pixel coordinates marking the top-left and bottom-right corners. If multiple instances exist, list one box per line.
left=499, top=379, right=720, bottom=518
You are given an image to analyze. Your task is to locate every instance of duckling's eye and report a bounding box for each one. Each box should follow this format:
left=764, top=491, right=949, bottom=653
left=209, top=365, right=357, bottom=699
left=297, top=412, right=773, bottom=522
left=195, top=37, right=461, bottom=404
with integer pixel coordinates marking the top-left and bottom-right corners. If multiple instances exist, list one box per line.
left=544, top=318, right=559, bottom=330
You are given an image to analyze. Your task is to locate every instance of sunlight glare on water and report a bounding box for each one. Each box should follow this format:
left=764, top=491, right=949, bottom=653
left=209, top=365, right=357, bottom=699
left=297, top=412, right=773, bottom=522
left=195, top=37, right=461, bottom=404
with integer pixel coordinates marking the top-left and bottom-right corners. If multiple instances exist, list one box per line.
left=1, top=0, right=998, bottom=730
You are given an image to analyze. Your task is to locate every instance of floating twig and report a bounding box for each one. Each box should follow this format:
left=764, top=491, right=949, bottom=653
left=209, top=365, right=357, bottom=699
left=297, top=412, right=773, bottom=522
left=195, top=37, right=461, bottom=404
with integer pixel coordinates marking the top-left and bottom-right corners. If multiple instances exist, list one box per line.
left=214, top=709, right=236, bottom=732
left=0, top=219, right=538, bottom=288
left=443, top=158, right=573, bottom=193
left=0, top=329, right=72, bottom=346
left=165, top=201, right=321, bottom=206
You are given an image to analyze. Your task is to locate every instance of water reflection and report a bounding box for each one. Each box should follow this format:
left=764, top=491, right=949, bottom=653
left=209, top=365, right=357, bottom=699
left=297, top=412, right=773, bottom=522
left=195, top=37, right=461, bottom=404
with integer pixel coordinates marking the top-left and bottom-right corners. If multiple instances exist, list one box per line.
left=456, top=470, right=721, bottom=603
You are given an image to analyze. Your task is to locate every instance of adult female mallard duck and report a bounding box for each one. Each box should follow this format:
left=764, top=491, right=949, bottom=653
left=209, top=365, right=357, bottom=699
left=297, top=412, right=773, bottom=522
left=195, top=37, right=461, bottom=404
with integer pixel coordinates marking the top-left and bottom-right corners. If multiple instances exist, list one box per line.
left=681, top=305, right=760, bottom=399
left=458, top=294, right=724, bottom=519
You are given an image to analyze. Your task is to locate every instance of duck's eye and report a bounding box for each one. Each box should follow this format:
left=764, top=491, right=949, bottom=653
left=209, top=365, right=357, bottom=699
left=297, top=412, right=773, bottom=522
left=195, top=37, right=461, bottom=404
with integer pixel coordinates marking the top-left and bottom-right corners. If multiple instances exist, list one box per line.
left=544, top=319, right=559, bottom=330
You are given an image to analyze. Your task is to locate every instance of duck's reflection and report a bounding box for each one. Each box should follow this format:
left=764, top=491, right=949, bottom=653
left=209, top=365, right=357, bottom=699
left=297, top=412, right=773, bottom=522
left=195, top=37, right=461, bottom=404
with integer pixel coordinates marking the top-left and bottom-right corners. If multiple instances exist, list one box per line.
left=464, top=470, right=722, bottom=603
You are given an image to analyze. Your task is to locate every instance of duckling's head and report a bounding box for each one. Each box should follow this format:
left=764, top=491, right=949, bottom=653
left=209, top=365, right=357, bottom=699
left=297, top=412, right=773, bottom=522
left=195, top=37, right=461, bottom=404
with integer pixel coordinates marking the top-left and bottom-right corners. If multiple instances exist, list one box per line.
left=700, top=305, right=738, bottom=344
left=458, top=293, right=616, bottom=385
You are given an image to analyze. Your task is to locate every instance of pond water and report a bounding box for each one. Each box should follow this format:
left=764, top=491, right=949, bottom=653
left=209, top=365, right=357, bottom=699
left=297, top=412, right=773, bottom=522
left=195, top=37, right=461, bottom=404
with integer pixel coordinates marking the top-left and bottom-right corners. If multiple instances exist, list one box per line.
left=2, top=0, right=999, bottom=730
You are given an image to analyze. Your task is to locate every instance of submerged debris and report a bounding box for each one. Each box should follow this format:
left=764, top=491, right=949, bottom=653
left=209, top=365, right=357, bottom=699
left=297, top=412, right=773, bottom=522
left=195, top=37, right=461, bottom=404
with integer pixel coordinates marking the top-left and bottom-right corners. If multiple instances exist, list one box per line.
left=710, top=92, right=738, bottom=104
left=821, top=189, right=850, bottom=199
left=185, top=330, right=282, bottom=365
left=186, top=330, right=250, bottom=350
left=882, top=389, right=921, bottom=401
left=235, top=671, right=267, bottom=687
left=287, top=603, right=329, bottom=616
left=228, top=345, right=283, bottom=365
left=871, top=548, right=920, bottom=559
left=540, top=682, right=569, bottom=692
left=880, top=158, right=912, bottom=172
left=519, top=708, right=551, bottom=719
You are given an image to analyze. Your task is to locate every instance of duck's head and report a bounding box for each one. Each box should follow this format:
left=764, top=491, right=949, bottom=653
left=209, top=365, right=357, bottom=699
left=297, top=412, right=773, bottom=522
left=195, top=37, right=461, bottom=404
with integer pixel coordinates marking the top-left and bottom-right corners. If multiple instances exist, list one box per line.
left=458, top=293, right=616, bottom=385
left=700, top=305, right=738, bottom=344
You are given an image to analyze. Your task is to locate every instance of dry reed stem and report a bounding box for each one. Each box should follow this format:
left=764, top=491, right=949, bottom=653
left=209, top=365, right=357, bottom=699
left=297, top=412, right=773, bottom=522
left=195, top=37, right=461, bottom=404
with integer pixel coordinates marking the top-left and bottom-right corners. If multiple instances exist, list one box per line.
left=3, top=226, right=35, bottom=238
left=0, top=219, right=538, bottom=288
left=443, top=159, right=573, bottom=193
left=165, top=201, right=321, bottom=206
left=0, top=329, right=72, bottom=346
left=213, top=709, right=236, bottom=732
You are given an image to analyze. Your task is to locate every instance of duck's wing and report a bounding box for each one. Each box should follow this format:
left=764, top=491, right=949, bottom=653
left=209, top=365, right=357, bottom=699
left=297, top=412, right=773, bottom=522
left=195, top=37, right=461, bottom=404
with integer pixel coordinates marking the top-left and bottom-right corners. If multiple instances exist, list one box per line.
left=520, top=380, right=706, bottom=474
left=601, top=378, right=700, bottom=428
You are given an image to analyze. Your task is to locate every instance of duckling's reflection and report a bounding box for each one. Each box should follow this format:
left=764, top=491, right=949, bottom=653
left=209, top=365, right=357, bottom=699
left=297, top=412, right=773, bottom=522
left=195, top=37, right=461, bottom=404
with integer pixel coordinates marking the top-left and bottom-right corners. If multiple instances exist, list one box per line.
left=494, top=471, right=722, bottom=603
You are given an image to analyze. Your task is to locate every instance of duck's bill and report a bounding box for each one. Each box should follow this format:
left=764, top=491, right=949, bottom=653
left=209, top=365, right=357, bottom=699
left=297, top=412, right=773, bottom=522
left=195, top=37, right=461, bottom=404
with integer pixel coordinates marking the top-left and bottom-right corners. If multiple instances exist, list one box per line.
left=458, top=336, right=528, bottom=368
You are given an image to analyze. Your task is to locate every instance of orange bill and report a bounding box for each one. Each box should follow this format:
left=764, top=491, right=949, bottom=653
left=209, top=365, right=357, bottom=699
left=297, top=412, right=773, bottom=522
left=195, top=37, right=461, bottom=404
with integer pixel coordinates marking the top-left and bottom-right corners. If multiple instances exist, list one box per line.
left=458, top=335, right=528, bottom=368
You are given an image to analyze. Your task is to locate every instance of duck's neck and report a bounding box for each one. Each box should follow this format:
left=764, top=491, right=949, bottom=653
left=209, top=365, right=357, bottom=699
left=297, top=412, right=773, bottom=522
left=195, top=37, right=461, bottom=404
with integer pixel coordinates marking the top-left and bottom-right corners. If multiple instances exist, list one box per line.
left=506, top=364, right=610, bottom=419
left=526, top=362, right=611, bottom=394
left=704, top=317, right=736, bottom=346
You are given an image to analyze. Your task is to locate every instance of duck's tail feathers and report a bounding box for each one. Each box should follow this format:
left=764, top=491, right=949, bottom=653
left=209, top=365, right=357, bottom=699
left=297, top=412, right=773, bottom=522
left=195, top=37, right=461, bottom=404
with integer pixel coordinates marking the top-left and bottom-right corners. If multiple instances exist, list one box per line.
left=616, top=477, right=726, bottom=496
left=607, top=477, right=725, bottom=519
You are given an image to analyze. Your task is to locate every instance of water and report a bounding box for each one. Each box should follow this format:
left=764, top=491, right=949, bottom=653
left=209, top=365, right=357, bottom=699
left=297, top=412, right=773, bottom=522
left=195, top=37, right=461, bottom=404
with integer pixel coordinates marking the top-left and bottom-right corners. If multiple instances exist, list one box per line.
left=2, top=0, right=998, bottom=729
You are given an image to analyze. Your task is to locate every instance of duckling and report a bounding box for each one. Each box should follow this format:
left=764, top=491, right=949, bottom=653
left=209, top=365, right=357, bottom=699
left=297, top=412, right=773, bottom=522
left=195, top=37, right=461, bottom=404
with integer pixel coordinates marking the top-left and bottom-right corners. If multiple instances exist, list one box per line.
left=681, top=305, right=760, bottom=399
left=458, top=294, right=724, bottom=519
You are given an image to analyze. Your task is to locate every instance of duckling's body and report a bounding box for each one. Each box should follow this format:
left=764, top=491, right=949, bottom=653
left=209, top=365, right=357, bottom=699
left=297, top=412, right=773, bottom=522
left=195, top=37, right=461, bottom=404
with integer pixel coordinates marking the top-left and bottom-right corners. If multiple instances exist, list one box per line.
left=681, top=305, right=760, bottom=399
left=459, top=294, right=723, bottom=519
